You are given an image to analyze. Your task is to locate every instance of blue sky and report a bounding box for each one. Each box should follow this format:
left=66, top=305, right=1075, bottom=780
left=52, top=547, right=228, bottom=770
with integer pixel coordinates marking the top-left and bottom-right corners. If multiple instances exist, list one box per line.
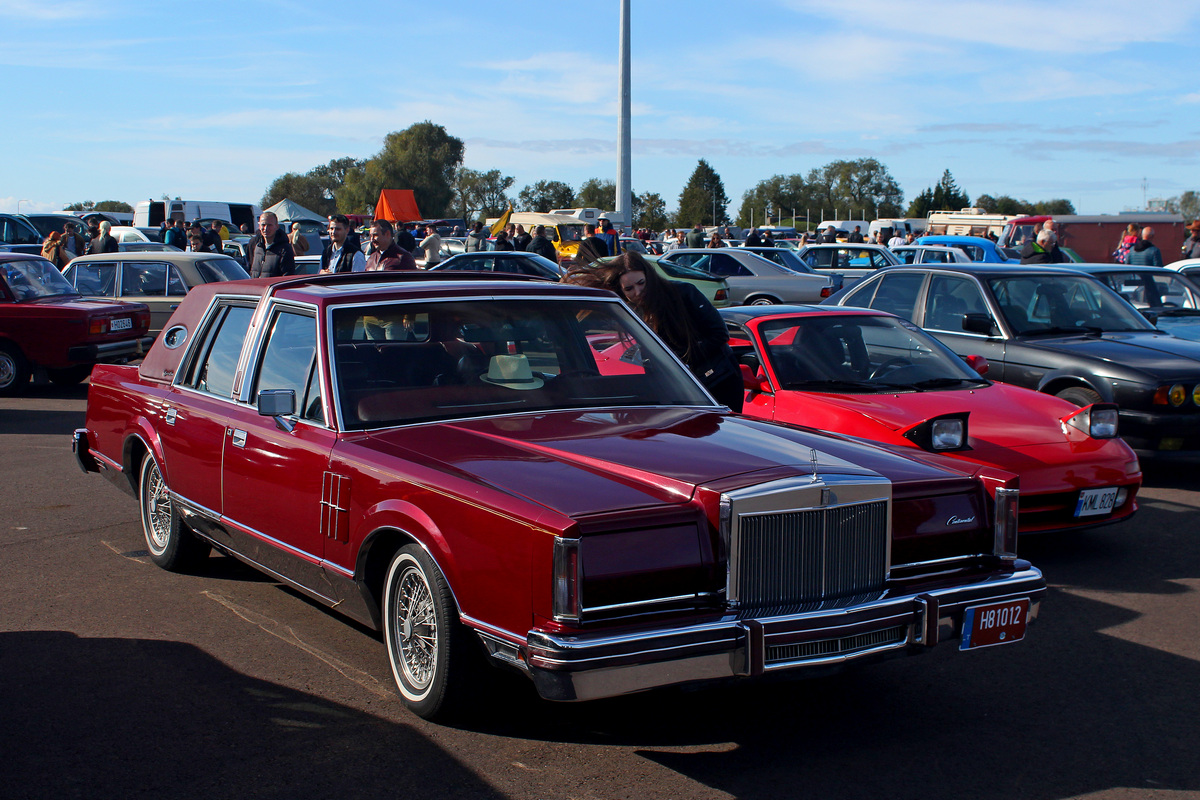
left=3, top=0, right=1198, bottom=218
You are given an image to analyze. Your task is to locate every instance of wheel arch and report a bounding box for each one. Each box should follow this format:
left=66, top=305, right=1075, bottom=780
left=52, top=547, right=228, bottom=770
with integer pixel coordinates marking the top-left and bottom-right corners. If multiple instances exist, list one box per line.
left=121, top=423, right=167, bottom=498
left=1036, top=372, right=1112, bottom=402
left=355, top=517, right=462, bottom=632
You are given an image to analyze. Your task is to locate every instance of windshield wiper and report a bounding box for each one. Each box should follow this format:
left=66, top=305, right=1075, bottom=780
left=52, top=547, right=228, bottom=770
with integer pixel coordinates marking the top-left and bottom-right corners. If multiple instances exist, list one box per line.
left=1020, top=325, right=1104, bottom=337
left=910, top=377, right=990, bottom=390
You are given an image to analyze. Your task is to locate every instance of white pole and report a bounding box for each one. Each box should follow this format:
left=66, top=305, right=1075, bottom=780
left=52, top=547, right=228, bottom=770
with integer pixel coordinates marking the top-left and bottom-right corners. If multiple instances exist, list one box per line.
left=616, top=0, right=632, bottom=231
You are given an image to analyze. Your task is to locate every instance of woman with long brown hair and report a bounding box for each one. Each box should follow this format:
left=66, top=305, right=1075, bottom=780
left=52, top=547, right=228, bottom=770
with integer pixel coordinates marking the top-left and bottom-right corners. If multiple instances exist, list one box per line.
left=567, top=252, right=743, bottom=410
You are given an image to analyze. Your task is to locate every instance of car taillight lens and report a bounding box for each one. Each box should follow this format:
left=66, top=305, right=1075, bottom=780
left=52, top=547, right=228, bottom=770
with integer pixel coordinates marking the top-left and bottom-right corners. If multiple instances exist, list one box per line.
left=552, top=537, right=580, bottom=622
left=1062, top=403, right=1119, bottom=439
left=88, top=318, right=109, bottom=335
left=820, top=285, right=833, bottom=298
left=993, top=488, right=1019, bottom=559
left=715, top=288, right=728, bottom=302
left=135, top=310, right=151, bottom=330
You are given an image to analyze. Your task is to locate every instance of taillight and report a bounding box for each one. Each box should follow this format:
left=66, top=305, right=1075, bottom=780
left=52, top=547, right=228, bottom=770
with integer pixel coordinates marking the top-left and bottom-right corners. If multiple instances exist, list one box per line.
left=552, top=537, right=580, bottom=622
left=993, top=488, right=1019, bottom=559
left=88, top=318, right=109, bottom=335
left=135, top=310, right=151, bottom=330
left=715, top=288, right=728, bottom=302
left=820, top=286, right=833, bottom=298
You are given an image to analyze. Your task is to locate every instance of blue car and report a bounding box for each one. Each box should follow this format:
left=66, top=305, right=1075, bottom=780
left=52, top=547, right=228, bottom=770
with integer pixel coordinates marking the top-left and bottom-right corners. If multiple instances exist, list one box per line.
left=917, top=235, right=1018, bottom=264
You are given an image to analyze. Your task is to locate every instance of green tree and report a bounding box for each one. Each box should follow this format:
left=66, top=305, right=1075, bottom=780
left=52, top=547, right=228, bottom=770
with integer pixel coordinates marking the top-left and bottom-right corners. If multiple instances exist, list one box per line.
left=737, top=174, right=810, bottom=228
left=1030, top=199, right=1075, bottom=215
left=450, top=167, right=515, bottom=222
left=262, top=157, right=364, bottom=217
left=575, top=178, right=616, bottom=211
left=338, top=121, right=465, bottom=217
left=517, top=180, right=575, bottom=212
left=634, top=191, right=670, bottom=230
left=65, top=200, right=133, bottom=213
left=676, top=159, right=729, bottom=227
left=907, top=170, right=969, bottom=217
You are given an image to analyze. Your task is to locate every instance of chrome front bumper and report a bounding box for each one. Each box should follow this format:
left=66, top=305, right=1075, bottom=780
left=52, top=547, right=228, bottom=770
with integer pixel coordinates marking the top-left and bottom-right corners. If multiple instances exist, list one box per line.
left=524, top=564, right=1045, bottom=702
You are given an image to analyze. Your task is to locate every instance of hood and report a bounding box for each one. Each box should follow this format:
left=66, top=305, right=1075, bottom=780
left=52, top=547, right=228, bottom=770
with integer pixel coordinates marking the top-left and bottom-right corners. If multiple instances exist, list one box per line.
left=1022, top=331, right=1200, bottom=376
left=800, top=383, right=1075, bottom=448
left=357, top=408, right=965, bottom=519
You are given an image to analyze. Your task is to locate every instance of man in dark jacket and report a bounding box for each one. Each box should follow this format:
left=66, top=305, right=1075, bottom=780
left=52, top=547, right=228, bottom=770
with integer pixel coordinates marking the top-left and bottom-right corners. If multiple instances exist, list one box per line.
left=396, top=222, right=417, bottom=253
left=513, top=224, right=532, bottom=251
left=321, top=215, right=365, bottom=273
left=744, top=228, right=762, bottom=247
left=1127, top=227, right=1164, bottom=267
left=248, top=212, right=296, bottom=277
left=685, top=224, right=706, bottom=248
left=583, top=224, right=609, bottom=257
left=528, top=225, right=557, bottom=261
left=1181, top=221, right=1200, bottom=259
left=1019, top=230, right=1068, bottom=264
left=464, top=221, right=488, bottom=252
left=848, top=225, right=865, bottom=243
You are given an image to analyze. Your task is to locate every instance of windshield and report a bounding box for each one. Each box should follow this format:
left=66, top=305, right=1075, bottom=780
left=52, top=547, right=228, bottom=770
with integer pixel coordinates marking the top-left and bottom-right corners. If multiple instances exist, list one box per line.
left=555, top=224, right=585, bottom=243
left=757, top=314, right=985, bottom=392
left=333, top=297, right=714, bottom=429
left=195, top=257, right=250, bottom=283
left=988, top=274, right=1154, bottom=334
left=1, top=257, right=78, bottom=300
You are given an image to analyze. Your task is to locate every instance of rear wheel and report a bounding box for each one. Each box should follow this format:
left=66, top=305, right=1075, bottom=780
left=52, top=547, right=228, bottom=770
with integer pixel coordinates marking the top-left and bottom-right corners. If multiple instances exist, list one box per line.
left=46, top=364, right=93, bottom=386
left=1055, top=386, right=1102, bottom=407
left=747, top=296, right=778, bottom=306
left=0, top=343, right=30, bottom=396
left=138, top=456, right=210, bottom=571
left=383, top=544, right=479, bottom=719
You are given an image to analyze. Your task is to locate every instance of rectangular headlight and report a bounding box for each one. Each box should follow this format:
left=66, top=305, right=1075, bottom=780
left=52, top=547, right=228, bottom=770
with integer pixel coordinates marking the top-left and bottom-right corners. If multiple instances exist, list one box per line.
left=1061, top=402, right=1119, bottom=439
left=931, top=418, right=965, bottom=450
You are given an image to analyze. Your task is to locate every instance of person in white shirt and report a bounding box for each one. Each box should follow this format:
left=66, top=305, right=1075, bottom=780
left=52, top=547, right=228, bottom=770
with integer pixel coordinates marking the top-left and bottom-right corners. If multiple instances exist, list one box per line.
left=419, top=225, right=443, bottom=266
left=321, top=214, right=366, bottom=273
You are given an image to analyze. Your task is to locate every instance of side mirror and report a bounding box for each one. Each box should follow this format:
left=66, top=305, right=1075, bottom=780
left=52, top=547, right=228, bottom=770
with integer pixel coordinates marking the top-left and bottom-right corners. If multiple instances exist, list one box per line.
left=964, top=354, right=989, bottom=376
left=962, top=313, right=996, bottom=335
left=258, top=389, right=297, bottom=431
left=740, top=363, right=769, bottom=394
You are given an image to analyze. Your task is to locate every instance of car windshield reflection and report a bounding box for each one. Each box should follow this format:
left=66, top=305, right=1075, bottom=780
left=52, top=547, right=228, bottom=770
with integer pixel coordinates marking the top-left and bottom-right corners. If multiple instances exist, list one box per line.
left=987, top=275, right=1154, bottom=335
left=758, top=314, right=984, bottom=392
left=333, top=298, right=714, bottom=428
left=2, top=258, right=78, bottom=300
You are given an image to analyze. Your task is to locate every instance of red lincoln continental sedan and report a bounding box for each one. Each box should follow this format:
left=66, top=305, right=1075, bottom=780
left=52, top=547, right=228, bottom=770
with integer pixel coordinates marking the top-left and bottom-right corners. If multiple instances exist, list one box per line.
left=73, top=272, right=1045, bottom=719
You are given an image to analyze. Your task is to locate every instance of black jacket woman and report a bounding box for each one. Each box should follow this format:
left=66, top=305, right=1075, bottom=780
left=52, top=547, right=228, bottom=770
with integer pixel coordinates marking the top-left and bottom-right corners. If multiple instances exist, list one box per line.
left=570, top=252, right=743, bottom=411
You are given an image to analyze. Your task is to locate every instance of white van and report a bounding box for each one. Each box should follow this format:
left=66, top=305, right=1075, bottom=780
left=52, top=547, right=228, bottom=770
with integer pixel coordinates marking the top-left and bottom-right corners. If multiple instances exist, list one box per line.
left=134, top=199, right=262, bottom=233
left=868, top=218, right=927, bottom=243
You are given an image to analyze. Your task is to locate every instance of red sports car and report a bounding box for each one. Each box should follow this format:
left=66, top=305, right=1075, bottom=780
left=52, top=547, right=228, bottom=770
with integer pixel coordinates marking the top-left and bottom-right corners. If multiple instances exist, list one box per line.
left=723, top=305, right=1142, bottom=533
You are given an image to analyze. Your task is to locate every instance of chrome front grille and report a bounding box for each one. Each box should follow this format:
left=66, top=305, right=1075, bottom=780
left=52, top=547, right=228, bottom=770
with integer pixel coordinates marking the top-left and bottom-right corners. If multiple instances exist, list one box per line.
left=732, top=501, right=888, bottom=607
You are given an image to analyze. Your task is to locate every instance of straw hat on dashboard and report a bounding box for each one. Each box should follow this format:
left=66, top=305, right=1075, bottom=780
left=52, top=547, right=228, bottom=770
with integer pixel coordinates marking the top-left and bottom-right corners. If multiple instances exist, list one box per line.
left=481, top=354, right=543, bottom=390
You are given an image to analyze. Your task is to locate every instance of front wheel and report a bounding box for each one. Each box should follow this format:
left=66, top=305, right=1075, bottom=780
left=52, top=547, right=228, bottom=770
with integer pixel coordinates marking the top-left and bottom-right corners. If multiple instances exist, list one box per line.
left=1055, top=386, right=1102, bottom=407
left=383, top=545, right=477, bottom=719
left=138, top=456, right=210, bottom=571
left=0, top=343, right=30, bottom=396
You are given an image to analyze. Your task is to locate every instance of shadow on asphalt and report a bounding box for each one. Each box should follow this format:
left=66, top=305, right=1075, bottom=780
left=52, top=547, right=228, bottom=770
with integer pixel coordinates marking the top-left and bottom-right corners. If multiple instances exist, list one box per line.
left=439, top=494, right=1200, bottom=800
left=0, top=631, right=504, bottom=800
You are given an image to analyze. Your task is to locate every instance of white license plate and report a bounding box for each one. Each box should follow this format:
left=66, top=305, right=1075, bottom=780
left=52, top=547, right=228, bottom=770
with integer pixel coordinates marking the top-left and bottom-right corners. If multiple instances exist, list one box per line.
left=1075, top=487, right=1118, bottom=517
left=110, top=317, right=132, bottom=331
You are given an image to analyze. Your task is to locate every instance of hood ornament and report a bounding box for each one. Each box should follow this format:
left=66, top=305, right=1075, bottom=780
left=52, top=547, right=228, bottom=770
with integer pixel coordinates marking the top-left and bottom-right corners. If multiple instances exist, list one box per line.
left=810, top=448, right=820, bottom=481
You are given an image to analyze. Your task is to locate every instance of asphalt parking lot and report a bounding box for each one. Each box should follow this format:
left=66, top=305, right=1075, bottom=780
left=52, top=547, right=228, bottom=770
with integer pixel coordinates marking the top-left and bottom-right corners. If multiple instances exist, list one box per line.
left=2, top=383, right=1198, bottom=800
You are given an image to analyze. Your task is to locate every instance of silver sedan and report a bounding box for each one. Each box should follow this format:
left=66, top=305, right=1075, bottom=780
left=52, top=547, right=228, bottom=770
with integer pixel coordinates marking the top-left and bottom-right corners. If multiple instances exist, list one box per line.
left=659, top=248, right=832, bottom=305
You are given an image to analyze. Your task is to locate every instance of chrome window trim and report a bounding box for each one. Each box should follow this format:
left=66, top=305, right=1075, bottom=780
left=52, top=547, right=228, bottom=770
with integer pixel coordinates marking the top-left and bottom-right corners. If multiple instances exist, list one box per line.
left=583, top=592, right=718, bottom=615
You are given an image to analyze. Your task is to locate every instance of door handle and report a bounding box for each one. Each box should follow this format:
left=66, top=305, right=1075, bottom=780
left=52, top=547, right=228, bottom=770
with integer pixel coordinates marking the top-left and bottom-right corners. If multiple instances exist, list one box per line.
left=231, top=429, right=247, bottom=448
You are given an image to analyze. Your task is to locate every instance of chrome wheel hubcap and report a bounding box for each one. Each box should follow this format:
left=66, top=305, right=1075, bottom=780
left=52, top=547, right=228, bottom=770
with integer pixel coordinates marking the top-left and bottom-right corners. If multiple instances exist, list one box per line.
left=395, top=566, right=436, bottom=690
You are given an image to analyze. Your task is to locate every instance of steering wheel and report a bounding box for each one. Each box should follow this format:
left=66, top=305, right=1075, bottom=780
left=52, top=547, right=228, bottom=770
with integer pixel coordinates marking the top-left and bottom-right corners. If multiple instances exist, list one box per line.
left=869, top=358, right=909, bottom=380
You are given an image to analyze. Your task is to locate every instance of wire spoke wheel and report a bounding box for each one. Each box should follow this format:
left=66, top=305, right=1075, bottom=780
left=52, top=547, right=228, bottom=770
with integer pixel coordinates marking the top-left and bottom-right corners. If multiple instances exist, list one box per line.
left=142, top=461, right=172, bottom=555
left=395, top=564, right=438, bottom=691
left=382, top=544, right=480, bottom=719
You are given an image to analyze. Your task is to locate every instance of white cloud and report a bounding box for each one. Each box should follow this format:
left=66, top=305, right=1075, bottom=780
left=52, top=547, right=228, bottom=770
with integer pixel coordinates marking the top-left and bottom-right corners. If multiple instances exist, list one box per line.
left=0, top=197, right=60, bottom=213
